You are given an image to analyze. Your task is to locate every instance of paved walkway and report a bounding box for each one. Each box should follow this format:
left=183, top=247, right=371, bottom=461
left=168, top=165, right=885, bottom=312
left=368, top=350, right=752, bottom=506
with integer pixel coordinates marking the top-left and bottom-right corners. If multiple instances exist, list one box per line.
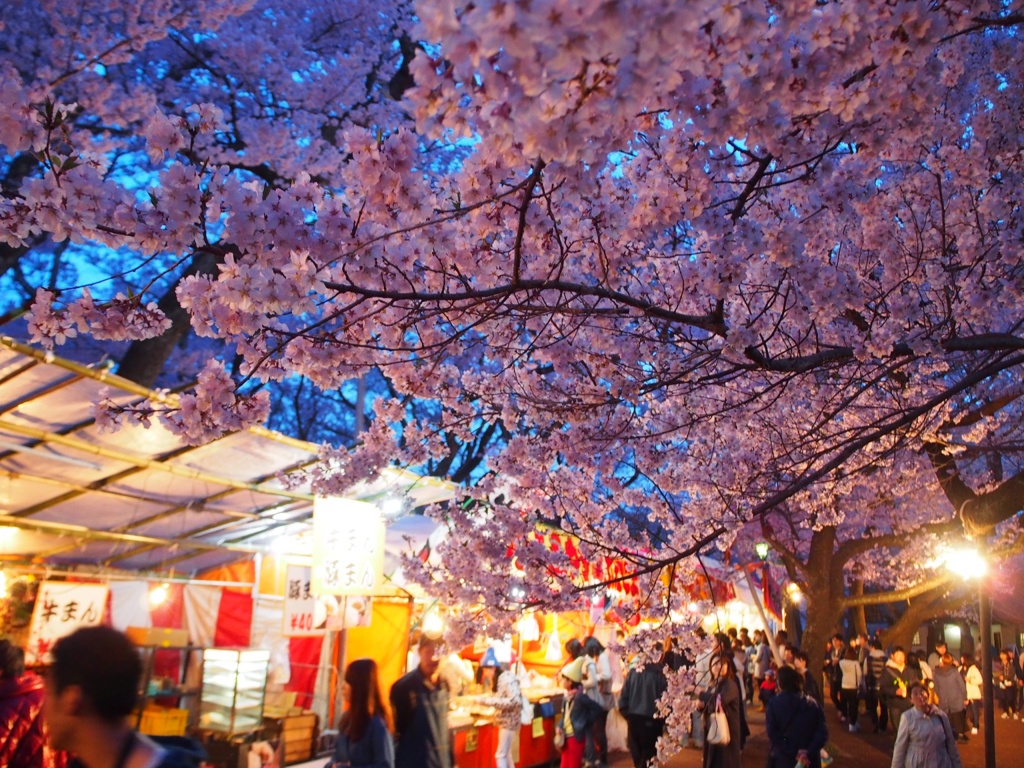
left=607, top=701, right=1024, bottom=768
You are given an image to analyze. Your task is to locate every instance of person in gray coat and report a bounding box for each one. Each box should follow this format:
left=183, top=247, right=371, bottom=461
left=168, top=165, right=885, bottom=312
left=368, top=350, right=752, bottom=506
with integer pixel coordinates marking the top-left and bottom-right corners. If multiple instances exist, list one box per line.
left=931, top=653, right=968, bottom=743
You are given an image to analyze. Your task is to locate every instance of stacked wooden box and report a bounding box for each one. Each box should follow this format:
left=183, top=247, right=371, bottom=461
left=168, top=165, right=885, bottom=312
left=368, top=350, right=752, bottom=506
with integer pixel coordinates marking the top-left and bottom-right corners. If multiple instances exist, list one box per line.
left=263, top=713, right=318, bottom=765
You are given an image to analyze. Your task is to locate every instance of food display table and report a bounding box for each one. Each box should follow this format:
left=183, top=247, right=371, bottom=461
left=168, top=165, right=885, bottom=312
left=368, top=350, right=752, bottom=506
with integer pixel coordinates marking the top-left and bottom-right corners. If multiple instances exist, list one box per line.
left=449, top=690, right=564, bottom=768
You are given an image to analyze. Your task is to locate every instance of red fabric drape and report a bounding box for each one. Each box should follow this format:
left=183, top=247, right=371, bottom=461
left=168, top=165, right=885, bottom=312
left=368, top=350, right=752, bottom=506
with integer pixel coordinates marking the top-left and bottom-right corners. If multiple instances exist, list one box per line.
left=285, top=636, right=324, bottom=709
left=214, top=589, right=253, bottom=647
left=148, top=583, right=185, bottom=684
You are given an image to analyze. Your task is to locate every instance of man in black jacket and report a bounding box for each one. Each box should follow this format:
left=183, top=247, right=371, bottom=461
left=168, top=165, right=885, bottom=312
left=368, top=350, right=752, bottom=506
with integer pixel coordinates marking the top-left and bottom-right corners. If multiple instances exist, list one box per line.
left=879, top=646, right=920, bottom=733
left=765, top=666, right=828, bottom=768
left=390, top=633, right=453, bottom=768
left=618, top=643, right=668, bottom=768
left=794, top=650, right=823, bottom=707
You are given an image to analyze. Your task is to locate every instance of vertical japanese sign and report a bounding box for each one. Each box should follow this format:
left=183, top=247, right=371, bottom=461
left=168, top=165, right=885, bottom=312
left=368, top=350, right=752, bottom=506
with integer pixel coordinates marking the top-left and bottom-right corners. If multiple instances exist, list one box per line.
left=311, top=497, right=385, bottom=596
left=26, top=581, right=109, bottom=665
left=283, top=564, right=322, bottom=637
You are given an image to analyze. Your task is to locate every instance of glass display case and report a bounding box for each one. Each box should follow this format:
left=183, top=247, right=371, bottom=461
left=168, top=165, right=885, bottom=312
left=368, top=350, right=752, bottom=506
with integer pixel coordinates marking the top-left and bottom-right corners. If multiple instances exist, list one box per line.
left=199, top=648, right=271, bottom=735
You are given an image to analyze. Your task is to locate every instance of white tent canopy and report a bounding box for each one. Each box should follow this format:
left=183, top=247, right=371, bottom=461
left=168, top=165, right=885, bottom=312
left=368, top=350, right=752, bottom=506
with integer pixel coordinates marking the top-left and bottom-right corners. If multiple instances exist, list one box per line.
left=0, top=337, right=454, bottom=577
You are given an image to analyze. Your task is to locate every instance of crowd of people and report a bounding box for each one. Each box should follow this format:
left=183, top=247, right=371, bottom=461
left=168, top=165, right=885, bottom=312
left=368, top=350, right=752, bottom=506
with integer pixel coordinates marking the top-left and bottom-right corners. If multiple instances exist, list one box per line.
left=1, top=623, right=1021, bottom=768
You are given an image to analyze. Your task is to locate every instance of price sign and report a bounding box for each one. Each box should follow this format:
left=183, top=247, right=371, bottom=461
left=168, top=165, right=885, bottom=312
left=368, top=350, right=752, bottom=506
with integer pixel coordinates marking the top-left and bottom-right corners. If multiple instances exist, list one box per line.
left=283, top=564, right=322, bottom=637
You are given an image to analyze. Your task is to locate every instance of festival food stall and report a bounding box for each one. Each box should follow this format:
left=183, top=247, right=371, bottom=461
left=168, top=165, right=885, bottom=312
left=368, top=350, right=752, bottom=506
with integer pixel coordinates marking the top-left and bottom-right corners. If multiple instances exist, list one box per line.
left=0, top=340, right=643, bottom=768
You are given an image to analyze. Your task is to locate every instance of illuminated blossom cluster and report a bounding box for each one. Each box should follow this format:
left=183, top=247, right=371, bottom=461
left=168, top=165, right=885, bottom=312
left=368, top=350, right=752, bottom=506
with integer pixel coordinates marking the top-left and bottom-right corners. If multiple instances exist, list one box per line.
left=93, top=360, right=270, bottom=444
left=3, top=1, right=1024, bottom=743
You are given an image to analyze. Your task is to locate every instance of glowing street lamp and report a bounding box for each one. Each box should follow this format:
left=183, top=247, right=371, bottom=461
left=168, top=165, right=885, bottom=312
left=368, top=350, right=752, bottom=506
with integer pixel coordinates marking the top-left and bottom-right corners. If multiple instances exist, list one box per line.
left=947, top=546, right=994, bottom=768
left=754, top=541, right=770, bottom=561
left=945, top=547, right=988, bottom=580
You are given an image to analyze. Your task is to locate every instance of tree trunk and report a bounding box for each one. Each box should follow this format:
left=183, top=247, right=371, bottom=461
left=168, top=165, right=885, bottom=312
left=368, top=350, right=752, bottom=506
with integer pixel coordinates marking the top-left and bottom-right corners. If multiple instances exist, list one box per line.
left=877, top=585, right=967, bottom=652
left=800, top=589, right=842, bottom=681
left=116, top=250, right=222, bottom=386
left=851, top=578, right=867, bottom=635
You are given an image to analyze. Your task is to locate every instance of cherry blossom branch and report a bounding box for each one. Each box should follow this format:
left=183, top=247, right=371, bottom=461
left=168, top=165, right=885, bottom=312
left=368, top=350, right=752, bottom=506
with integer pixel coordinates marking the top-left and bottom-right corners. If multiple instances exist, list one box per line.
left=838, top=575, right=954, bottom=609
left=512, top=159, right=546, bottom=284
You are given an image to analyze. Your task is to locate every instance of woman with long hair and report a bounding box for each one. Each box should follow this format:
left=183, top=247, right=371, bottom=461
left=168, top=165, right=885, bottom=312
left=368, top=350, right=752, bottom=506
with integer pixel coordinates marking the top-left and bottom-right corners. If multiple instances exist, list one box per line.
left=698, top=653, right=744, bottom=768
left=333, top=659, right=394, bottom=768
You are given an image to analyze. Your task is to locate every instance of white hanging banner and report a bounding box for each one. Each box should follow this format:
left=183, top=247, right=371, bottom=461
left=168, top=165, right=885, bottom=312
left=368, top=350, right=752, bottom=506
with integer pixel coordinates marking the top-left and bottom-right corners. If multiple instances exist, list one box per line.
left=311, top=497, right=386, bottom=595
left=26, top=581, right=109, bottom=665
left=283, top=563, right=322, bottom=636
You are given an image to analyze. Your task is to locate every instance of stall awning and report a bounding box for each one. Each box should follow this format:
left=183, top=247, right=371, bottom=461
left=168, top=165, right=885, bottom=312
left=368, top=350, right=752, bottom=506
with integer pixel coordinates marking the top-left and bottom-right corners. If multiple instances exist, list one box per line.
left=0, top=337, right=454, bottom=576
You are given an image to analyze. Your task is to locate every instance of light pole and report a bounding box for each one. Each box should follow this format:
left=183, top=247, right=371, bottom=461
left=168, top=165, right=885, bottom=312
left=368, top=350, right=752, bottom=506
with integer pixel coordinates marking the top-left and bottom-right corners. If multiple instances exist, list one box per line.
left=947, top=546, right=993, bottom=768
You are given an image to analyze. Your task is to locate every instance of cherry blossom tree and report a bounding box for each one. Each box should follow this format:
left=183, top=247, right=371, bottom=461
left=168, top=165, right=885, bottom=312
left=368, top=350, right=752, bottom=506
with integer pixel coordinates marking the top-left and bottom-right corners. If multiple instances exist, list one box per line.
left=4, top=2, right=1024, bottom=737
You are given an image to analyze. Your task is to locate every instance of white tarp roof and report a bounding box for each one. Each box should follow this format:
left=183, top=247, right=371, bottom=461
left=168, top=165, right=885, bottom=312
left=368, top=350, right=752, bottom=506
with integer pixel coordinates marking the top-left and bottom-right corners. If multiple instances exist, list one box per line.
left=0, top=337, right=454, bottom=577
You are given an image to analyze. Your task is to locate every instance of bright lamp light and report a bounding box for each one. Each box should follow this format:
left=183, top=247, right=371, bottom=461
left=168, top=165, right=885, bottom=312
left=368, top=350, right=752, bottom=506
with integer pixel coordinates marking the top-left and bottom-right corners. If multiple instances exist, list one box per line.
left=149, top=583, right=170, bottom=606
left=946, top=547, right=988, bottom=580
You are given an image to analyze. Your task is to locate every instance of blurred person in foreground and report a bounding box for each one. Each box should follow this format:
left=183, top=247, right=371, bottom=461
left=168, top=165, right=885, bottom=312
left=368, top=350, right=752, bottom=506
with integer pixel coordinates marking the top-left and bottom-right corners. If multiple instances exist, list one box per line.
left=0, top=638, right=57, bottom=768
left=391, top=634, right=453, bottom=768
left=890, top=681, right=962, bottom=768
left=333, top=658, right=394, bottom=768
left=42, top=626, right=204, bottom=768
left=765, top=666, right=827, bottom=768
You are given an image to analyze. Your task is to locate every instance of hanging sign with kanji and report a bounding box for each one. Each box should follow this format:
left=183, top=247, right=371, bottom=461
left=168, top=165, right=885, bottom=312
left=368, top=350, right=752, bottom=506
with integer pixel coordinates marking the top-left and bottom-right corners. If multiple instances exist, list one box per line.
left=311, top=497, right=385, bottom=595
left=25, top=581, right=109, bottom=665
left=283, top=564, right=322, bottom=636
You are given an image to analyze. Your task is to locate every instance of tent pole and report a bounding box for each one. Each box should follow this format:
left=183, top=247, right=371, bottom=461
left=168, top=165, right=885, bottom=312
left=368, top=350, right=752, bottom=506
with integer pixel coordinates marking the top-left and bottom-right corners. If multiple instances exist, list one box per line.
left=741, top=565, right=784, bottom=667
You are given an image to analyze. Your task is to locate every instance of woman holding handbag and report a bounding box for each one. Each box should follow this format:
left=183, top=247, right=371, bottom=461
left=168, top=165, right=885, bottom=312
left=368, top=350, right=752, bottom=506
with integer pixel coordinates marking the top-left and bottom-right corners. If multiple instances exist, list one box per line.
left=697, top=654, right=743, bottom=768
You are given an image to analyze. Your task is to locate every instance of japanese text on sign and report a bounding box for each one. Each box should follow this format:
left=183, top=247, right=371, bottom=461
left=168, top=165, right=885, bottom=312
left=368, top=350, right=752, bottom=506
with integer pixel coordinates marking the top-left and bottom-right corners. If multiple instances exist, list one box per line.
left=26, top=581, right=109, bottom=665
left=283, top=564, right=322, bottom=637
left=311, top=497, right=385, bottom=596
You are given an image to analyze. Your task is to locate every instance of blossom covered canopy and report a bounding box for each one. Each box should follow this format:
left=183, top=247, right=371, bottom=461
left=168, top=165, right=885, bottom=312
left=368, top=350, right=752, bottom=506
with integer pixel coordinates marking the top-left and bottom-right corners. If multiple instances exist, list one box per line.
left=1, top=1, right=1023, bottom=612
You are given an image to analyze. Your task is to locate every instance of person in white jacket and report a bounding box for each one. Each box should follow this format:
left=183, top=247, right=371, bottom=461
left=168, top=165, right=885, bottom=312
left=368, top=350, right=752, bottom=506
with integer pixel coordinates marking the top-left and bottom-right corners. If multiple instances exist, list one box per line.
left=960, top=653, right=983, bottom=735
left=838, top=645, right=863, bottom=731
left=483, top=669, right=524, bottom=768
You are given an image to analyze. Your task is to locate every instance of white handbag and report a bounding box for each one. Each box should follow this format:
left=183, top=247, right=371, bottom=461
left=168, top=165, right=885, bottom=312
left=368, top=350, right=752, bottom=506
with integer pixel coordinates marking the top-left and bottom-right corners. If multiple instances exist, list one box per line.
left=707, top=695, right=731, bottom=746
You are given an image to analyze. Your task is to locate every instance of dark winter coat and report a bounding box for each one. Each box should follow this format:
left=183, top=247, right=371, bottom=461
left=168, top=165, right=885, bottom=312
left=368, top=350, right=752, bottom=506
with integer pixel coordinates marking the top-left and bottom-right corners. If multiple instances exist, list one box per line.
left=880, top=660, right=921, bottom=721
left=765, top=691, right=828, bottom=768
left=561, top=688, right=604, bottom=738
left=0, top=671, right=57, bottom=768
left=390, top=668, right=452, bottom=768
left=700, top=676, right=742, bottom=768
left=617, top=662, right=668, bottom=719
left=333, top=715, right=394, bottom=768
left=802, top=670, right=823, bottom=707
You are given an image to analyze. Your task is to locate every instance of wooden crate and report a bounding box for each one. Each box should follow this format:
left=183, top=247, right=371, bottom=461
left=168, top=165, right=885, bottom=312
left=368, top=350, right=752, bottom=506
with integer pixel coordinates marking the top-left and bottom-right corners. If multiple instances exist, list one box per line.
left=266, top=713, right=317, bottom=765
